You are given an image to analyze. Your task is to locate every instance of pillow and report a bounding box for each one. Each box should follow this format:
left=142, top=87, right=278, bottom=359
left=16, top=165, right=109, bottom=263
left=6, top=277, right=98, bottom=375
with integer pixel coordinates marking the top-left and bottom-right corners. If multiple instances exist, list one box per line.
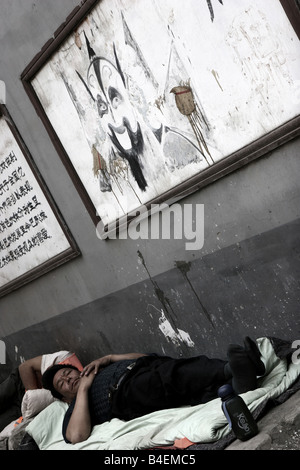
left=21, top=389, right=57, bottom=420
left=26, top=401, right=68, bottom=450
left=60, top=353, right=83, bottom=371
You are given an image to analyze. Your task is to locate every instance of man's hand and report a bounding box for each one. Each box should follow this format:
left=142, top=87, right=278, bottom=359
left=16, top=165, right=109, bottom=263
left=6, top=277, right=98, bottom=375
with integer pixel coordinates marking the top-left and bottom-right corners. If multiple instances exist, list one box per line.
left=80, top=356, right=112, bottom=377
left=78, top=370, right=96, bottom=391
left=80, top=353, right=147, bottom=377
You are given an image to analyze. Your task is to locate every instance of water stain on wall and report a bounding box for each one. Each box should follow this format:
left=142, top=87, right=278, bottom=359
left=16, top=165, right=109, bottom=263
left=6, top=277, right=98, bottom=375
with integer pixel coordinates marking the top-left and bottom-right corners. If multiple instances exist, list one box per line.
left=175, top=260, right=215, bottom=328
left=138, top=250, right=177, bottom=320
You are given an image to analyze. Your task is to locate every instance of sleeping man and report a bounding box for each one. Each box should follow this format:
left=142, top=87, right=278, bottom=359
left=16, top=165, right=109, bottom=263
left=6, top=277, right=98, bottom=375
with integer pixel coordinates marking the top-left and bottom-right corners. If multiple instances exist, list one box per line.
left=0, top=351, right=77, bottom=432
left=42, top=337, right=265, bottom=444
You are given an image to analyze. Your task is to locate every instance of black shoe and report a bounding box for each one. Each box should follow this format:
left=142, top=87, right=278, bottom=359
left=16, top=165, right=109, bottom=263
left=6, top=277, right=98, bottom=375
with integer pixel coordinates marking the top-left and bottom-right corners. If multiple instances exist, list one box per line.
left=243, top=336, right=265, bottom=376
left=227, top=344, right=257, bottom=394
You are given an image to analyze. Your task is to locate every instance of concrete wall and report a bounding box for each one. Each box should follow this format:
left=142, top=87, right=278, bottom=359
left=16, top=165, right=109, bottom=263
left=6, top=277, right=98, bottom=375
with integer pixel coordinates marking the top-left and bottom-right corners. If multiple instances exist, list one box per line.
left=0, top=0, right=299, bottom=372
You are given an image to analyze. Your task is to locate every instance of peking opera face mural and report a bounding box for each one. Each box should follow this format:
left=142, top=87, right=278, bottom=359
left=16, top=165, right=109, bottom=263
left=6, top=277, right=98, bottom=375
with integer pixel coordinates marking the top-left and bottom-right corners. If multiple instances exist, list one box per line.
left=24, top=0, right=300, bottom=229
left=77, top=31, right=214, bottom=195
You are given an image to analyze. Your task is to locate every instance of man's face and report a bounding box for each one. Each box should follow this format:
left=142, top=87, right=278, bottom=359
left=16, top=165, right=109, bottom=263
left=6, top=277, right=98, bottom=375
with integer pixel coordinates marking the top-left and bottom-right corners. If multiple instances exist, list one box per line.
left=87, top=58, right=141, bottom=153
left=53, top=367, right=81, bottom=402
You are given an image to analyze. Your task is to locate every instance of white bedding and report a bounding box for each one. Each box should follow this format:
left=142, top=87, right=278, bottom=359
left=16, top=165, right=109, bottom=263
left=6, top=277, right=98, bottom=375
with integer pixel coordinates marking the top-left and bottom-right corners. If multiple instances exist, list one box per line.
left=26, top=338, right=300, bottom=450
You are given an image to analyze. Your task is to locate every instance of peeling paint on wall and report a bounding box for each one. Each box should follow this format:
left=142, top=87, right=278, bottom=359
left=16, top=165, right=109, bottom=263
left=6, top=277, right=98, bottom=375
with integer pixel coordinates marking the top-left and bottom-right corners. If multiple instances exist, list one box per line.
left=158, top=308, right=195, bottom=348
left=138, top=250, right=195, bottom=352
left=14, top=345, right=25, bottom=364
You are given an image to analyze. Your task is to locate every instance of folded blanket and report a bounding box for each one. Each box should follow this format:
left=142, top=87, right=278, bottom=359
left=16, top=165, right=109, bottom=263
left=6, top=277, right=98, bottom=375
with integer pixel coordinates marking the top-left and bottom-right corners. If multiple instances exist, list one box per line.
left=25, top=338, right=300, bottom=450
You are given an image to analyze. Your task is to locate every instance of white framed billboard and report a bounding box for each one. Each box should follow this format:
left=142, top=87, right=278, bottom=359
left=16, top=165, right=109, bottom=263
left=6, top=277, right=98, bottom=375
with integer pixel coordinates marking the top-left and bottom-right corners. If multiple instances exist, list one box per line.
left=0, top=105, right=80, bottom=297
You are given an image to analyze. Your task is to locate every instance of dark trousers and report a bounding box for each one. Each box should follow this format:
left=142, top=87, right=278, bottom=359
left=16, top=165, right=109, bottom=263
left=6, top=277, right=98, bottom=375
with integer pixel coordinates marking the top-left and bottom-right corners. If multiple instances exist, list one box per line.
left=112, top=355, right=228, bottom=421
left=0, top=368, right=25, bottom=432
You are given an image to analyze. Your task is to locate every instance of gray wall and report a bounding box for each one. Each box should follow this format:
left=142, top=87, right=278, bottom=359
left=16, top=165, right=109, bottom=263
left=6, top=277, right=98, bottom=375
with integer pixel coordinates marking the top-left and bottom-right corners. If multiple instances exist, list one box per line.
left=0, top=0, right=299, bottom=371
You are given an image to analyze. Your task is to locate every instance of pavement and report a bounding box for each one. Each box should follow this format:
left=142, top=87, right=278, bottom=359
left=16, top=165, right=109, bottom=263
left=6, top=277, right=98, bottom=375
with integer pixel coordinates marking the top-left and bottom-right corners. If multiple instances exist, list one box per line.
left=225, top=390, right=300, bottom=450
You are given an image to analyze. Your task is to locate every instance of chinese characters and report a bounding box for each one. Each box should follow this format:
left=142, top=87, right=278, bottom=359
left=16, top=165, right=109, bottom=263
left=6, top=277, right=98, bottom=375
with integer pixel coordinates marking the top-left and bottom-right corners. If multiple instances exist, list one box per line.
left=0, top=150, right=51, bottom=270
